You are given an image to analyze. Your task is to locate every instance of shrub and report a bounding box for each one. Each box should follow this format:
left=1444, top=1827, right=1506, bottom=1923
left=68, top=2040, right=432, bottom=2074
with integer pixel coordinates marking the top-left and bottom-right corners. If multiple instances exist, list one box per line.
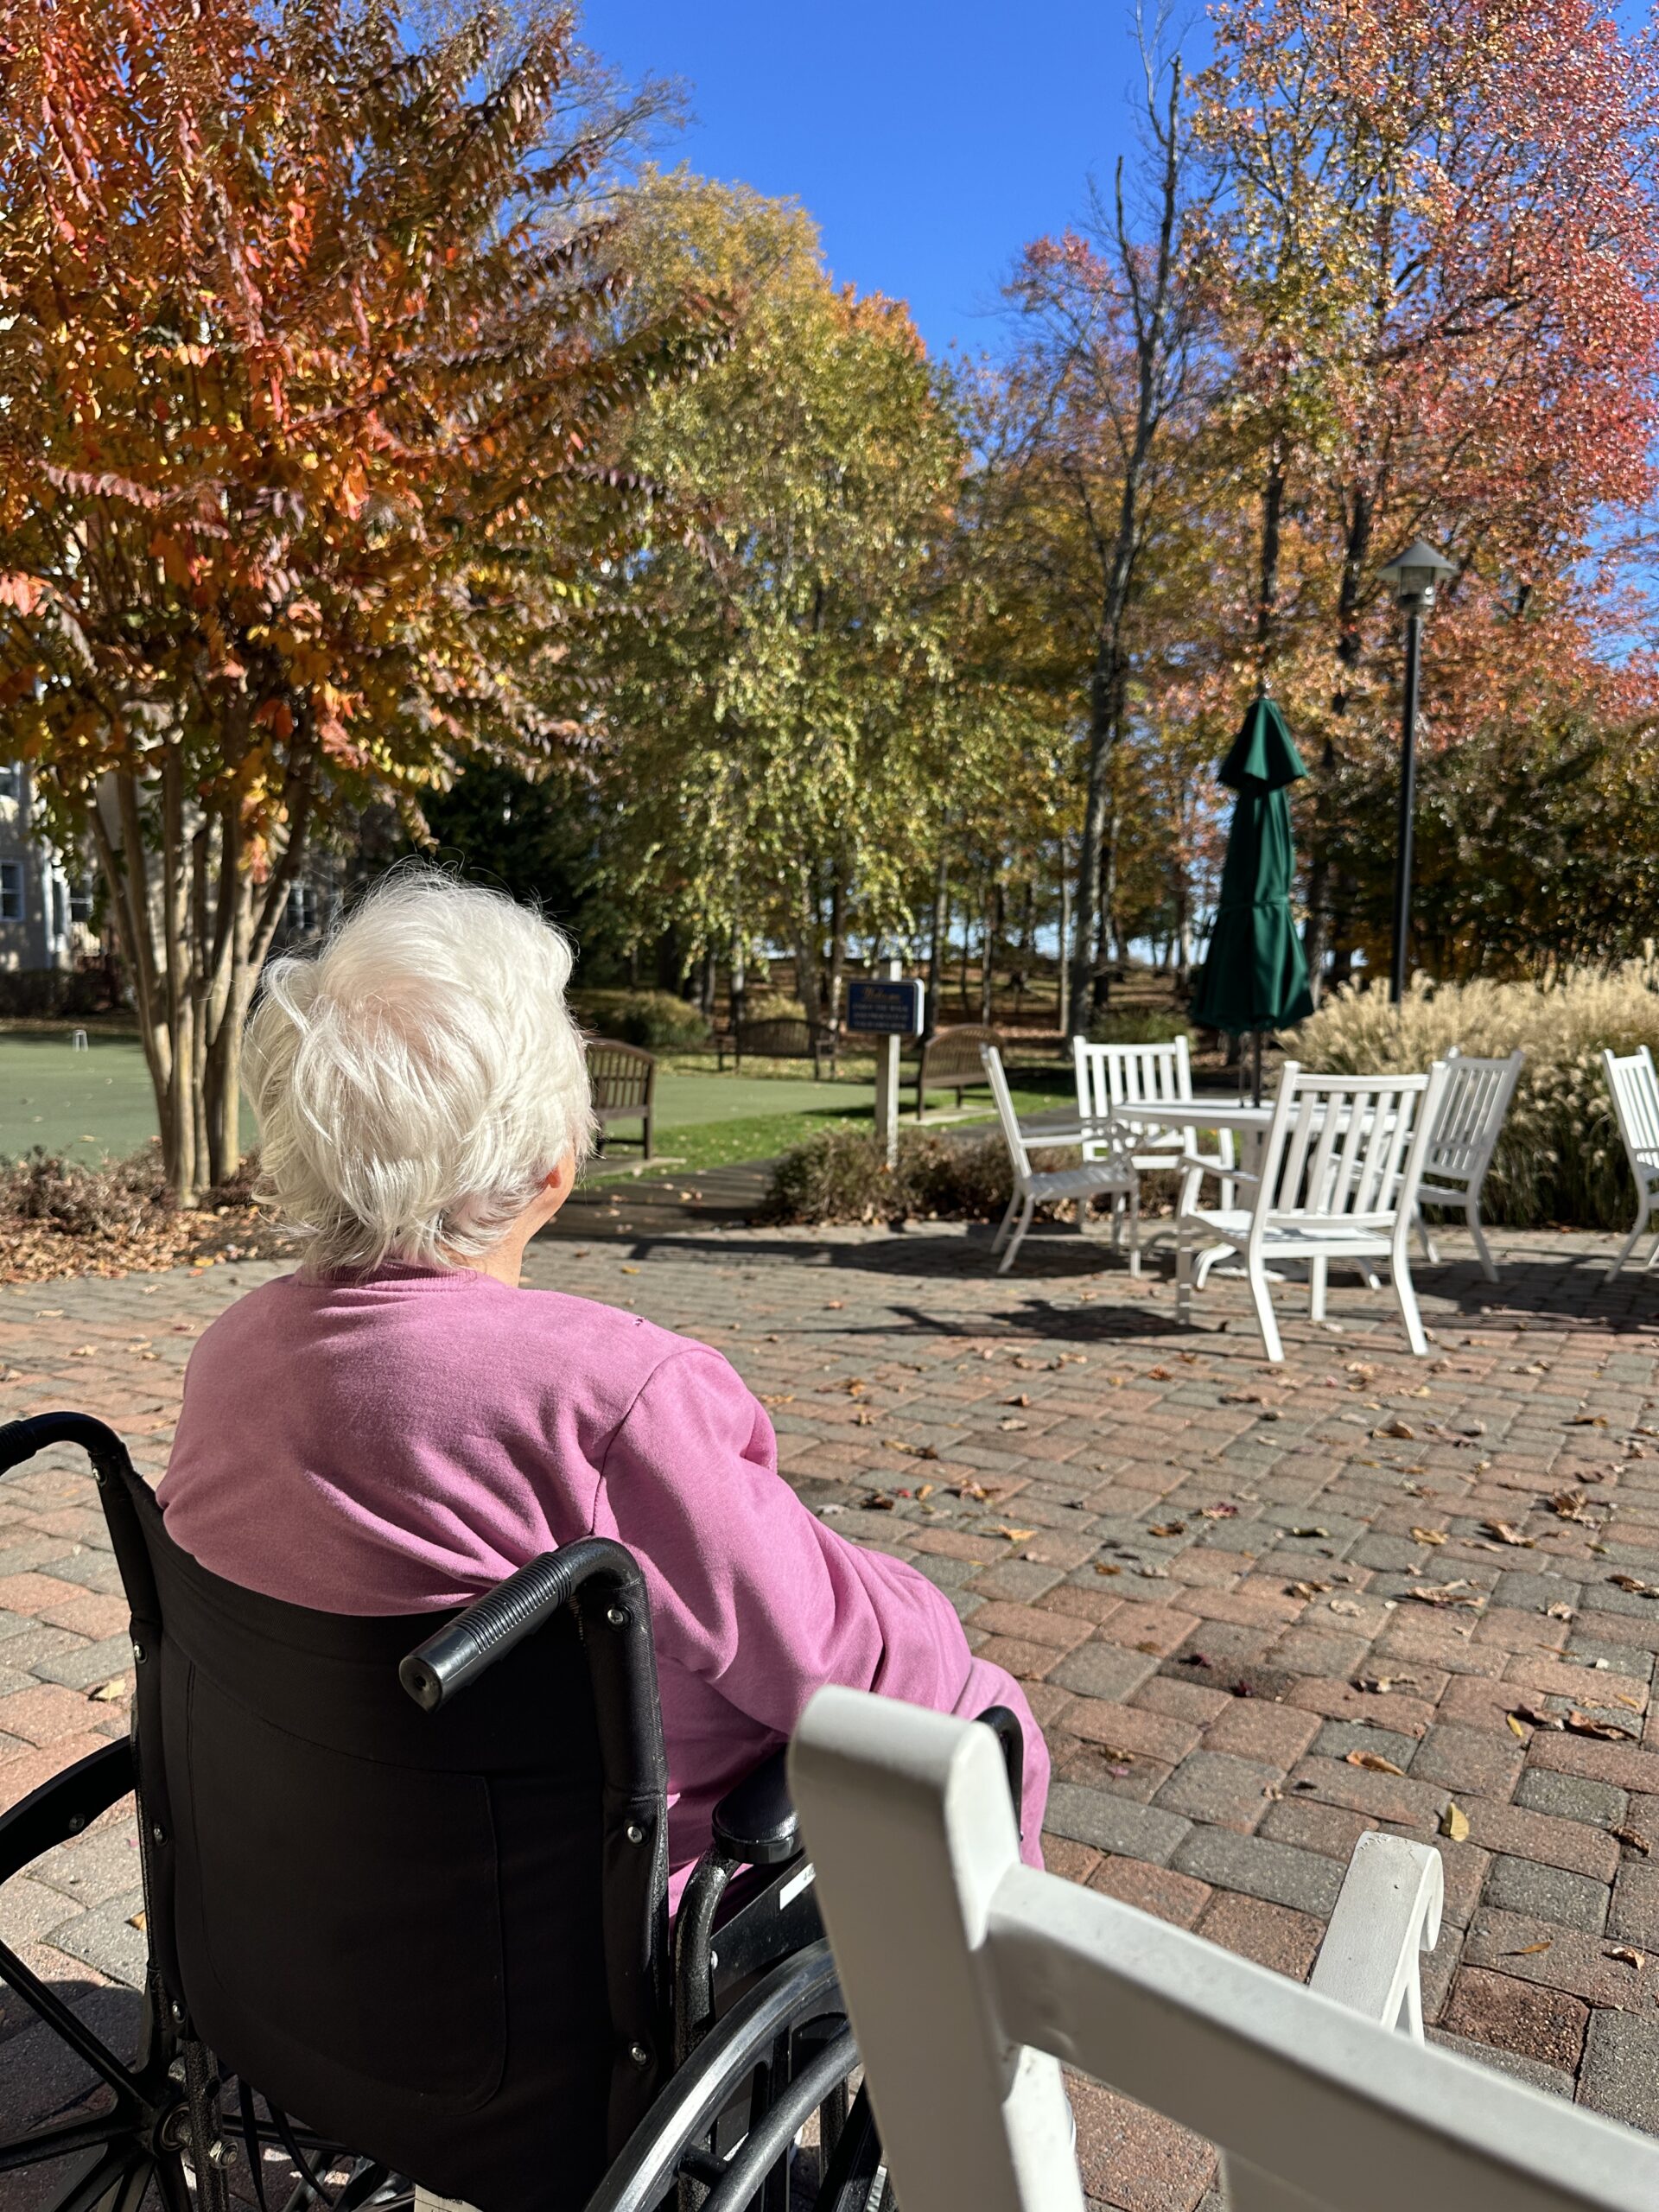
left=0, top=1147, right=283, bottom=1281
left=1087, top=1005, right=1190, bottom=1046
left=740, top=991, right=808, bottom=1023
left=569, top=988, right=710, bottom=1052
left=1290, top=967, right=1659, bottom=1229
left=766, top=1127, right=1084, bottom=1226
left=0, top=968, right=111, bottom=1018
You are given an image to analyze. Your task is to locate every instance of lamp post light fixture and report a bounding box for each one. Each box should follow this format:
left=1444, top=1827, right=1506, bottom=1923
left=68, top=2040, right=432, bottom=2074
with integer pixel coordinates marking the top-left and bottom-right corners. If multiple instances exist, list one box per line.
left=1376, top=538, right=1457, bottom=1004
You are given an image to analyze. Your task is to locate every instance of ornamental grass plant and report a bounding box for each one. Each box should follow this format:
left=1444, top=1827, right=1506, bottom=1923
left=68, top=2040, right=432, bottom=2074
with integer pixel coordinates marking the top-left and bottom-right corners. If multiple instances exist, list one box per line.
left=1290, top=966, right=1659, bottom=1229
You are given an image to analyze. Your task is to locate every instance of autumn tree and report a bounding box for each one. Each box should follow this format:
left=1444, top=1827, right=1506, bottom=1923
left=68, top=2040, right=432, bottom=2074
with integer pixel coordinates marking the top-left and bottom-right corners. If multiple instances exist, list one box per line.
left=0, top=0, right=714, bottom=1197
left=1195, top=0, right=1659, bottom=987
left=593, top=169, right=968, bottom=1031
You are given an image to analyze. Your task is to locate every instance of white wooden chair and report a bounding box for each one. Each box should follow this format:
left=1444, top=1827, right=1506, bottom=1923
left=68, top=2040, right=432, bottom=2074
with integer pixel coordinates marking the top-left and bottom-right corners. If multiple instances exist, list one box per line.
left=1603, top=1046, right=1659, bottom=1279
left=1072, top=1034, right=1236, bottom=1217
left=982, top=1045, right=1139, bottom=1278
left=792, top=1688, right=1659, bottom=2212
left=1176, top=1058, right=1450, bottom=1362
left=1414, top=1046, right=1522, bottom=1281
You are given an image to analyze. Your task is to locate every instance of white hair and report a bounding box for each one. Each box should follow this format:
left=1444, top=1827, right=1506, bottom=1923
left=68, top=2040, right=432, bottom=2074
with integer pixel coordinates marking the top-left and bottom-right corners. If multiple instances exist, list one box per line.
left=245, top=868, right=594, bottom=1277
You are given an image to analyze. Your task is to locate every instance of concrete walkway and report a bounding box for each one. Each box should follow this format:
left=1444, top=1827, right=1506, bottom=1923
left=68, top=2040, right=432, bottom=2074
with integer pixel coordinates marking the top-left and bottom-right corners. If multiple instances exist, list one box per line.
left=2, top=1221, right=1659, bottom=2207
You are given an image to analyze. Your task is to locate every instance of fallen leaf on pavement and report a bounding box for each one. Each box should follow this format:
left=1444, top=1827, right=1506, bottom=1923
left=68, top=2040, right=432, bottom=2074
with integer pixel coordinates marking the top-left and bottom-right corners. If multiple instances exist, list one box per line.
left=993, top=1527, right=1036, bottom=1544
left=1094, top=1563, right=1123, bottom=1576
left=1613, top=1827, right=1652, bottom=1855
left=1407, top=1583, right=1484, bottom=1608
left=1607, top=1946, right=1647, bottom=1968
left=1148, top=1522, right=1187, bottom=1538
left=1329, top=1599, right=1364, bottom=1617
left=1548, top=1489, right=1593, bottom=1522
left=1375, top=1421, right=1415, bottom=1440
left=1147, top=1367, right=1173, bottom=1381
left=1411, top=1527, right=1448, bottom=1545
left=1610, top=1574, right=1659, bottom=1597
left=1345, top=1750, right=1408, bottom=1776
left=88, top=1679, right=129, bottom=1702
left=1507, top=1713, right=1531, bottom=1738
left=1005, top=1394, right=1031, bottom=1408
left=1567, top=1711, right=1638, bottom=1740
left=1503, top=1941, right=1554, bottom=1956
left=956, top=1481, right=990, bottom=1501
left=1288, top=1580, right=1331, bottom=1599
left=1291, top=1526, right=1331, bottom=1540
left=862, top=1494, right=896, bottom=1512
left=1546, top=1602, right=1577, bottom=1620
left=1570, top=1414, right=1610, bottom=1428
left=1440, top=1802, right=1470, bottom=1841
left=1200, top=1503, right=1239, bottom=1518
left=1510, top=1704, right=1565, bottom=1732
left=1483, top=1521, right=1535, bottom=1548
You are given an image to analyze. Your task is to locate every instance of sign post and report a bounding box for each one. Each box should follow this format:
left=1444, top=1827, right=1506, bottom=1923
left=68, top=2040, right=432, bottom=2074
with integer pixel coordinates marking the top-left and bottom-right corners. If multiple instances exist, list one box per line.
left=847, top=962, right=925, bottom=1169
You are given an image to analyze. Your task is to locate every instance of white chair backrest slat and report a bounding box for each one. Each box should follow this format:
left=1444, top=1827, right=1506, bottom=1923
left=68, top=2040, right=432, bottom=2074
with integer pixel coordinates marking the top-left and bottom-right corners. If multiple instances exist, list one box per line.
left=1605, top=1048, right=1659, bottom=1174
left=793, top=1689, right=1659, bottom=2212
left=983, top=1046, right=1033, bottom=1180
left=1427, top=1051, right=1523, bottom=1185
left=1073, top=1038, right=1192, bottom=1142
left=1259, top=1065, right=1444, bottom=1229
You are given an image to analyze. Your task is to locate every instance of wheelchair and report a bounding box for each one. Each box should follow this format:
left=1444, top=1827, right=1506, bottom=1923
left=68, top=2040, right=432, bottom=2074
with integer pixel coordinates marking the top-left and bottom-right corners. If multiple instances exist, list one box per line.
left=0, top=1410, right=1023, bottom=2212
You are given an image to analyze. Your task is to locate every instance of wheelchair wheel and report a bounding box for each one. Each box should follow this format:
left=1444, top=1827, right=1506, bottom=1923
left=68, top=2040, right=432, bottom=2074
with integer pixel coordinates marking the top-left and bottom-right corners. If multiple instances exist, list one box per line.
left=589, top=1940, right=885, bottom=2212
left=0, top=1745, right=191, bottom=2212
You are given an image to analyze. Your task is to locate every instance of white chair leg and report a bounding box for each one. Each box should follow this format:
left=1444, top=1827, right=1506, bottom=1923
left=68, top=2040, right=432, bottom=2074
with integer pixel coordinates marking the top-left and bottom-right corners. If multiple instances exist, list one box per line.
left=1308, top=1255, right=1327, bottom=1323
left=1607, top=1192, right=1650, bottom=1279
left=991, top=1190, right=1020, bottom=1255
left=1389, top=1249, right=1430, bottom=1357
left=998, top=1196, right=1033, bottom=1275
left=1176, top=1219, right=1192, bottom=1320
left=1246, top=1253, right=1285, bottom=1364
left=1415, top=1204, right=1439, bottom=1266
left=1465, top=1199, right=1497, bottom=1281
left=1177, top=1160, right=1204, bottom=1217
left=1127, top=1185, right=1141, bottom=1279
left=1109, top=1193, right=1123, bottom=1251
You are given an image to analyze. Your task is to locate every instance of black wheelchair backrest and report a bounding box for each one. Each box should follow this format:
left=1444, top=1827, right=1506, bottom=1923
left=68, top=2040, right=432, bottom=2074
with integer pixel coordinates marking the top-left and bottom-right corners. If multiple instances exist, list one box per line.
left=2, top=1412, right=672, bottom=2212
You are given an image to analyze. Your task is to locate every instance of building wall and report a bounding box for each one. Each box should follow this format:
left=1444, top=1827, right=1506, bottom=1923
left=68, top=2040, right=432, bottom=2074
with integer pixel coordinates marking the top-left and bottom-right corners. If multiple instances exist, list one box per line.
left=0, top=766, right=75, bottom=975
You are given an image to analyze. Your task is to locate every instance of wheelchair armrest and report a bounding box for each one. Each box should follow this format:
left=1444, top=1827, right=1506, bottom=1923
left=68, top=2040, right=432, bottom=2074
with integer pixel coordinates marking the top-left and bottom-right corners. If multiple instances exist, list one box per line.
left=399, top=1538, right=648, bottom=1710
left=977, top=1704, right=1024, bottom=1836
left=711, top=1746, right=799, bottom=1868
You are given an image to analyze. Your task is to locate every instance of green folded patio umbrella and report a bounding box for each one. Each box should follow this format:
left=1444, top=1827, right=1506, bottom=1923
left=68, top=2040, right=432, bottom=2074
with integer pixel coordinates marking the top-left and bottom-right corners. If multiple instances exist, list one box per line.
left=1191, top=698, right=1314, bottom=1101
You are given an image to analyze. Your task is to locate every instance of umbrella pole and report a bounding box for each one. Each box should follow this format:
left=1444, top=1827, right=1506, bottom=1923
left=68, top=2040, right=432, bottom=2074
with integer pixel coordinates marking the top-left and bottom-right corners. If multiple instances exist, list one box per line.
left=1253, top=1030, right=1263, bottom=1109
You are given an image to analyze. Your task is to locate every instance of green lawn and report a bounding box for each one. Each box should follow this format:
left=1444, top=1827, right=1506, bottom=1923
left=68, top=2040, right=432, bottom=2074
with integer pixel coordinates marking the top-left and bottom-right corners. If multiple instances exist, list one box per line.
left=0, top=1028, right=1075, bottom=1174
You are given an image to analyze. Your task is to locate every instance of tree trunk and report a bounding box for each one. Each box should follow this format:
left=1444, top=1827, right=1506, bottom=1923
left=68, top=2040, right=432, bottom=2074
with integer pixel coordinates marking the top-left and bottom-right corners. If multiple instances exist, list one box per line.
left=1255, top=439, right=1286, bottom=697
left=1067, top=66, right=1184, bottom=1039
left=925, top=850, right=949, bottom=1035
left=1056, top=836, right=1071, bottom=1039
left=730, top=928, right=747, bottom=1030
left=1305, top=488, right=1374, bottom=997
left=825, top=863, right=849, bottom=1039
left=980, top=880, right=995, bottom=1026
left=90, top=747, right=315, bottom=1201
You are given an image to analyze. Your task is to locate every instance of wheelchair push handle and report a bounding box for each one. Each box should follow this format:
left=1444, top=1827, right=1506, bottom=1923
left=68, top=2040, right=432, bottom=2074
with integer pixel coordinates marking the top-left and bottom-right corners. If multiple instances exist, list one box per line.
left=399, top=1536, right=649, bottom=1711
left=0, top=1411, right=130, bottom=1481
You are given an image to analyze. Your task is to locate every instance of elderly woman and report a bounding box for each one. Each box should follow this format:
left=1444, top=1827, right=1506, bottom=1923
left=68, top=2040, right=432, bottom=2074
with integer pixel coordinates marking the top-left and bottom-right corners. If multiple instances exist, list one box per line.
left=159, top=871, right=1048, bottom=1895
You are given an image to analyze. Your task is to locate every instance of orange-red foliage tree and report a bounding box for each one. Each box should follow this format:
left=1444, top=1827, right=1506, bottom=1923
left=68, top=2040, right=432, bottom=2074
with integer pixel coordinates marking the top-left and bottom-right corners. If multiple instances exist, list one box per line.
left=0, top=0, right=714, bottom=1196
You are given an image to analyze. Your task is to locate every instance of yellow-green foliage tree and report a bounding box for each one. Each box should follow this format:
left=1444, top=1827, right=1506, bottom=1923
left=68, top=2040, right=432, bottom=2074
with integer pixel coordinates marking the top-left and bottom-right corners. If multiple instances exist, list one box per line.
left=0, top=0, right=714, bottom=1196
left=596, top=170, right=971, bottom=1027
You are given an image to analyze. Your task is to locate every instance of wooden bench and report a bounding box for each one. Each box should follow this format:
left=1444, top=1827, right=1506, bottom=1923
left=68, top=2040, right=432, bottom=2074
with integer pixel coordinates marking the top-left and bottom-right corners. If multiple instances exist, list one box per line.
left=715, top=1015, right=836, bottom=1079
left=906, top=1023, right=1002, bottom=1118
left=585, top=1037, right=657, bottom=1159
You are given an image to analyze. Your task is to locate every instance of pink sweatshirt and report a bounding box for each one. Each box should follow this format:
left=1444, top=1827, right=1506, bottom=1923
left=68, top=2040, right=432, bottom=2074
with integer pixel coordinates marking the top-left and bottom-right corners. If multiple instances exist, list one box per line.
left=159, top=1265, right=1048, bottom=1894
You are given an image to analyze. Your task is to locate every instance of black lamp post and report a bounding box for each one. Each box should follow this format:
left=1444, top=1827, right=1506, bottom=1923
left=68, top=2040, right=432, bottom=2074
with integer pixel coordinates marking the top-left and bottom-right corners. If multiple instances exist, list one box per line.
left=1376, top=538, right=1457, bottom=1003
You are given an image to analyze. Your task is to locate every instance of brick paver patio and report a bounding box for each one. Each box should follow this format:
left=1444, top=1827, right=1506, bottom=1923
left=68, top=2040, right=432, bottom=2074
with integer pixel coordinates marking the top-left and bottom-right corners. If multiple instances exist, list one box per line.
left=3, top=1216, right=1659, bottom=2207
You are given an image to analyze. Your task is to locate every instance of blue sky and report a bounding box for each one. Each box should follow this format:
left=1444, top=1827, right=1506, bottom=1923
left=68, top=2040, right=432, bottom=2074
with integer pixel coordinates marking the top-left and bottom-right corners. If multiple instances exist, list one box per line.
left=582, top=2, right=1197, bottom=360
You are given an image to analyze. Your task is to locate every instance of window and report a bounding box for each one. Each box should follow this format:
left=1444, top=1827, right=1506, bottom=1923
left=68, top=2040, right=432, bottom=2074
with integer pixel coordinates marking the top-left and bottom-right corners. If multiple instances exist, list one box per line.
left=68, top=880, right=93, bottom=925
left=0, top=861, right=22, bottom=922
left=0, top=766, right=20, bottom=804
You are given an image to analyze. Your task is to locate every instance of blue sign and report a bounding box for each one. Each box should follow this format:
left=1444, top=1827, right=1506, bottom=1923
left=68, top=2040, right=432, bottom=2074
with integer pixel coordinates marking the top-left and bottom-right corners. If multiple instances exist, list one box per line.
left=846, top=979, right=925, bottom=1037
